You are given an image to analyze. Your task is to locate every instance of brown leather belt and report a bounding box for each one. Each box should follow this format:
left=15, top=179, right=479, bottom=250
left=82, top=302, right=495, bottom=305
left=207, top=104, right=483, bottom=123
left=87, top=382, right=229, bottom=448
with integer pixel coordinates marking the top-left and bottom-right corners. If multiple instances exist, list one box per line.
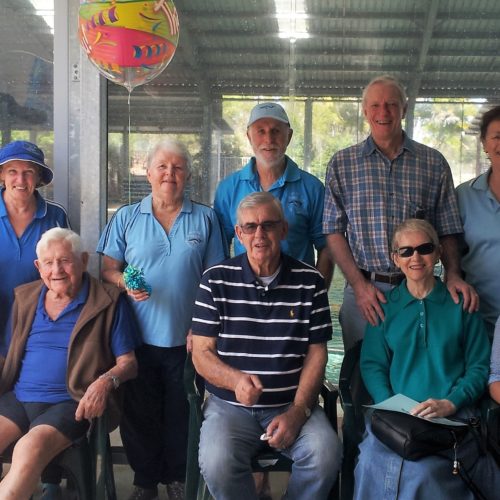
left=360, top=269, right=404, bottom=285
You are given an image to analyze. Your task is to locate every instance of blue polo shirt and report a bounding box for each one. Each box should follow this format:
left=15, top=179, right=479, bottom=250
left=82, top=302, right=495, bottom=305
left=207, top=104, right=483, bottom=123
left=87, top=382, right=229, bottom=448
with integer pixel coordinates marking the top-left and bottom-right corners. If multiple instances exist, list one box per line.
left=97, top=195, right=226, bottom=347
left=14, top=274, right=140, bottom=403
left=192, top=253, right=332, bottom=407
left=457, top=170, right=500, bottom=331
left=214, top=156, right=326, bottom=265
left=0, top=189, right=69, bottom=355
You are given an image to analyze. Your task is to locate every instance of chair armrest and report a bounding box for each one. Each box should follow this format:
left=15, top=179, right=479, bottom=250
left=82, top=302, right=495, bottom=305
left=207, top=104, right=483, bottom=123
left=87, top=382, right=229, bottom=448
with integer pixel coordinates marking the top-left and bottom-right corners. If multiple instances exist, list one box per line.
left=184, top=352, right=200, bottom=398
left=338, top=375, right=353, bottom=408
left=321, top=379, right=339, bottom=432
left=485, top=399, right=500, bottom=451
left=184, top=352, right=206, bottom=500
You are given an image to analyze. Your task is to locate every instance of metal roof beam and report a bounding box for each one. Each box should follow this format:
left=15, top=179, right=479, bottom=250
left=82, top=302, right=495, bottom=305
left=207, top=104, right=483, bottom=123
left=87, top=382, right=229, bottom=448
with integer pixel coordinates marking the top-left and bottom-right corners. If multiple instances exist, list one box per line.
left=182, top=10, right=500, bottom=23
left=405, top=0, right=440, bottom=136
left=193, top=29, right=494, bottom=41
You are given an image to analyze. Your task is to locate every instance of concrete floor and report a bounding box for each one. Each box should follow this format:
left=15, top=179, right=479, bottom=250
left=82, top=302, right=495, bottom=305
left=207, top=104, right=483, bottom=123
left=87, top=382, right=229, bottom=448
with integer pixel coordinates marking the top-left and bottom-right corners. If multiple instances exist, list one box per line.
left=28, top=468, right=289, bottom=500
left=23, top=427, right=290, bottom=499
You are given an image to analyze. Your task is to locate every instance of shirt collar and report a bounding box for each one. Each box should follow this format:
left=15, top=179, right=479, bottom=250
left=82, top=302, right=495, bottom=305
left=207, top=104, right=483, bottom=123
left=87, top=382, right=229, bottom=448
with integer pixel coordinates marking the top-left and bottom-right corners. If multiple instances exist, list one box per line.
left=37, top=272, right=91, bottom=318
left=240, top=252, right=291, bottom=288
left=241, top=156, right=301, bottom=184
left=0, top=189, right=47, bottom=218
left=34, top=191, right=47, bottom=218
left=396, top=277, right=448, bottom=309
left=468, top=169, right=490, bottom=192
left=140, top=193, right=191, bottom=213
left=0, top=189, right=6, bottom=216
left=363, top=131, right=416, bottom=158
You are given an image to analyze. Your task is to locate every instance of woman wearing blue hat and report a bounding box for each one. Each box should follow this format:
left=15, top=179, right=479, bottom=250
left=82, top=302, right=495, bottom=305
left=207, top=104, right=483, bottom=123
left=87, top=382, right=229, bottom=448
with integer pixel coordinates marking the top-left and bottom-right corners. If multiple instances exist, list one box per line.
left=0, top=140, right=69, bottom=498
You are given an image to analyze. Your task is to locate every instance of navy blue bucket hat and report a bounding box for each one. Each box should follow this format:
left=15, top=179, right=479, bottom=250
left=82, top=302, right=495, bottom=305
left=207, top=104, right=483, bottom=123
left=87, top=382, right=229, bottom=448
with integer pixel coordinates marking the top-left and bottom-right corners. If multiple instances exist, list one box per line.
left=0, top=140, right=53, bottom=187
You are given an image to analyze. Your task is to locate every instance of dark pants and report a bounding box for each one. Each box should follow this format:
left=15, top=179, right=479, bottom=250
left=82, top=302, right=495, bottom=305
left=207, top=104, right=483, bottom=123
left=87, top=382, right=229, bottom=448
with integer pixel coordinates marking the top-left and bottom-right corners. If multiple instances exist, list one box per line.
left=120, top=344, right=189, bottom=488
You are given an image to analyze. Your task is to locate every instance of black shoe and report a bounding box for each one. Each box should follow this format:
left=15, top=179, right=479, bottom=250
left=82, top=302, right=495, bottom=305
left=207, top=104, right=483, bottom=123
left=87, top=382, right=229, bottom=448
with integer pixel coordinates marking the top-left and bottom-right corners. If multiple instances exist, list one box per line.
left=166, top=481, right=185, bottom=500
left=127, top=486, right=159, bottom=500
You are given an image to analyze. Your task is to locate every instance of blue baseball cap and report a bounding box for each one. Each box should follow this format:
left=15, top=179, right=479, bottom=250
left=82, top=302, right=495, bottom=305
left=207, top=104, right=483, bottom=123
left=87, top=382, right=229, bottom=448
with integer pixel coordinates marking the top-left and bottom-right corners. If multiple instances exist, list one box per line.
left=247, top=102, right=290, bottom=127
left=0, top=140, right=53, bottom=187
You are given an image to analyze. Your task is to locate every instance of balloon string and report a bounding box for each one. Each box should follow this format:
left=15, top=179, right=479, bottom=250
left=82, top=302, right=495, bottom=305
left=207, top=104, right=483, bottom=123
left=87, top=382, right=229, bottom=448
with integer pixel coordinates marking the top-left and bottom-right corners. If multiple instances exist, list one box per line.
left=128, top=90, right=131, bottom=205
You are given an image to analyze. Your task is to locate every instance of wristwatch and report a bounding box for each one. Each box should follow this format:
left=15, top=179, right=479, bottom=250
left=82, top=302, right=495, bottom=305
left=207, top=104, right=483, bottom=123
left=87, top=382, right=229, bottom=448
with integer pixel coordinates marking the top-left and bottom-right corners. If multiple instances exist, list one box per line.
left=99, top=373, right=121, bottom=389
left=293, top=402, right=311, bottom=419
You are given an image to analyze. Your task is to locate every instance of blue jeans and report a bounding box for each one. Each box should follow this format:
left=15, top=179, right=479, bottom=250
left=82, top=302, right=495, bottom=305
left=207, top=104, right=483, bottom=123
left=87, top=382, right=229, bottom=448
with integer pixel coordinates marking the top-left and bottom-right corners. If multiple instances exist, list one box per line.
left=199, top=395, right=341, bottom=500
left=354, top=414, right=500, bottom=500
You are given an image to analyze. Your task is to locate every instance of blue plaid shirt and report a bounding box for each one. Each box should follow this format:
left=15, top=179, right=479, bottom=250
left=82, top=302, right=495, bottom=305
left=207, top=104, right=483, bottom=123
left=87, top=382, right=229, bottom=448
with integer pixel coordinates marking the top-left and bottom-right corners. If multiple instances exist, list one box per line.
left=323, top=133, right=463, bottom=272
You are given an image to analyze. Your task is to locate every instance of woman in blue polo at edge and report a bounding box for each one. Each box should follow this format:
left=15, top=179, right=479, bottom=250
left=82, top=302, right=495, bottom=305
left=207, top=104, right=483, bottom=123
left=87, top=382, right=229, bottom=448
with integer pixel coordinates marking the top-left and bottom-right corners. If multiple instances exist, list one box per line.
left=0, top=140, right=69, bottom=354
left=490, top=316, right=500, bottom=403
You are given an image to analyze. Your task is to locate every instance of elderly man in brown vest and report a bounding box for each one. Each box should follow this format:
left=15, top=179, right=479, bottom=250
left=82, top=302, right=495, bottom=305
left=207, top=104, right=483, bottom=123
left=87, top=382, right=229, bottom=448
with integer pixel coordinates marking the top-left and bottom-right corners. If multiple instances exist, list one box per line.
left=0, top=228, right=140, bottom=499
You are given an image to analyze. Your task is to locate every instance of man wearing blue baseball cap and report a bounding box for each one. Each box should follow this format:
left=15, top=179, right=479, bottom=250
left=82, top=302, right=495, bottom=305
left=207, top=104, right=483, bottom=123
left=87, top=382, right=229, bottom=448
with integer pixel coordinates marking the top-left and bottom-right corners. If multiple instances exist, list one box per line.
left=0, top=140, right=69, bottom=499
left=214, top=103, right=333, bottom=287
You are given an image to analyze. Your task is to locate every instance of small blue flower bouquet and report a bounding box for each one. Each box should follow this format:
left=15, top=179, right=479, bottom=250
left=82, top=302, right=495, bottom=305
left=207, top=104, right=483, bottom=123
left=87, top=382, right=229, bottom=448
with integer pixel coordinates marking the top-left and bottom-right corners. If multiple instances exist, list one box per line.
left=123, top=264, right=152, bottom=295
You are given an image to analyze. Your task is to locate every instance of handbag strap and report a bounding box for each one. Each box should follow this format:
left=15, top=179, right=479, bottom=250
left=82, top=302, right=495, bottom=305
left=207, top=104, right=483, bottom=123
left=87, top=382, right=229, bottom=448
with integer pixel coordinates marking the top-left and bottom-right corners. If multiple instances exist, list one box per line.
left=456, top=461, right=488, bottom=500
left=452, top=420, right=489, bottom=500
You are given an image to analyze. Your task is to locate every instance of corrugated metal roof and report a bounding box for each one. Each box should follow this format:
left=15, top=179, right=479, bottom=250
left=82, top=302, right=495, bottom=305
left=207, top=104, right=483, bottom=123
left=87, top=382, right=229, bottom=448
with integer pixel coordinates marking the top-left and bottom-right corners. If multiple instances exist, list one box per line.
left=5, top=0, right=499, bottom=132
left=140, top=0, right=498, bottom=100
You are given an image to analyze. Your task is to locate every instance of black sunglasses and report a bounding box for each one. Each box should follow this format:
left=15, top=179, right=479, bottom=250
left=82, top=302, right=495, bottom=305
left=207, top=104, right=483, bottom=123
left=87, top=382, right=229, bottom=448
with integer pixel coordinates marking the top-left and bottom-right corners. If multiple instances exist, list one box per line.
left=239, top=220, right=282, bottom=234
left=393, top=242, right=436, bottom=258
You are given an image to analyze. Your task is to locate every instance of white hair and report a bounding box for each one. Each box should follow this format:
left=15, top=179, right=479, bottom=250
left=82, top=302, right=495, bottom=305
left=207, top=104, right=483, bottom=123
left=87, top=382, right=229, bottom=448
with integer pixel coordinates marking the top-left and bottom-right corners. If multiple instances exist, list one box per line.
left=391, top=219, right=440, bottom=251
left=146, top=139, right=192, bottom=174
left=236, top=192, right=284, bottom=224
left=362, top=75, right=408, bottom=108
left=36, top=228, right=84, bottom=258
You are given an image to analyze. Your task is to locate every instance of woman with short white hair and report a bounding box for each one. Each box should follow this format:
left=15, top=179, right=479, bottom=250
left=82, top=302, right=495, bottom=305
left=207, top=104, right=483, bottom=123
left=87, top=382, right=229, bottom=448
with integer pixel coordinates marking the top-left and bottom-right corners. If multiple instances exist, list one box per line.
left=355, top=218, right=498, bottom=500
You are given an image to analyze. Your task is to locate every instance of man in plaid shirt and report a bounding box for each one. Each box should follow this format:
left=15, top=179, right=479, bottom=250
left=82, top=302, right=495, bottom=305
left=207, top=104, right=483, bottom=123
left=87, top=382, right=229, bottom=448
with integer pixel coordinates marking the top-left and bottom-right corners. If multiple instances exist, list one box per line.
left=323, top=75, right=478, bottom=351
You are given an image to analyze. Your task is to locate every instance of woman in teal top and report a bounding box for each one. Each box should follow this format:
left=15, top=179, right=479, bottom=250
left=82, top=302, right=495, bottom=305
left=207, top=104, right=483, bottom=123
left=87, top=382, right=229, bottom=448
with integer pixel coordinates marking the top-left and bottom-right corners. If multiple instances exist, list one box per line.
left=354, top=218, right=498, bottom=500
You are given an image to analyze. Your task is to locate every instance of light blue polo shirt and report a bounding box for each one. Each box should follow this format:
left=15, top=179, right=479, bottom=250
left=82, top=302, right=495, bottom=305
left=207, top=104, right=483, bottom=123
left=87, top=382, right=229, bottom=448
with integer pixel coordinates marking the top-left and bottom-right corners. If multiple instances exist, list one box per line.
left=457, top=170, right=500, bottom=331
left=0, top=189, right=69, bottom=354
left=97, top=195, right=226, bottom=347
left=214, top=156, right=326, bottom=265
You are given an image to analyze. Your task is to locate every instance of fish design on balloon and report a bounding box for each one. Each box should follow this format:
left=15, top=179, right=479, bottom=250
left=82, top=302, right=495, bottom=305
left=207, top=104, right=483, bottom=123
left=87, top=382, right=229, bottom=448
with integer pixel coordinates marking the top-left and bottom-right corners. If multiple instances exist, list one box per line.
left=78, top=0, right=179, bottom=92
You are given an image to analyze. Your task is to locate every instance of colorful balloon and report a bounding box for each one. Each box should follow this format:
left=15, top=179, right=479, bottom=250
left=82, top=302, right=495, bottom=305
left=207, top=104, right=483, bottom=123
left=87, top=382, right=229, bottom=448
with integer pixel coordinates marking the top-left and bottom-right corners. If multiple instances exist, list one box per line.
left=78, top=0, right=179, bottom=92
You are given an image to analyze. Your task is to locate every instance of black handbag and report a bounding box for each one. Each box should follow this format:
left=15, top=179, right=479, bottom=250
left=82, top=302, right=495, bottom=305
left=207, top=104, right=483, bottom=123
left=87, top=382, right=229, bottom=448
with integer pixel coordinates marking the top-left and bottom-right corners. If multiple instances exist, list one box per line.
left=371, top=409, right=469, bottom=461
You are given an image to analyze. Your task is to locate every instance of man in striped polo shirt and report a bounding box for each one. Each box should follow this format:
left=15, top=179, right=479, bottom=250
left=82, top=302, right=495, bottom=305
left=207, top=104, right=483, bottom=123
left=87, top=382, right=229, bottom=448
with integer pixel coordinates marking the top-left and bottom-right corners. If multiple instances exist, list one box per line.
left=191, top=192, right=341, bottom=500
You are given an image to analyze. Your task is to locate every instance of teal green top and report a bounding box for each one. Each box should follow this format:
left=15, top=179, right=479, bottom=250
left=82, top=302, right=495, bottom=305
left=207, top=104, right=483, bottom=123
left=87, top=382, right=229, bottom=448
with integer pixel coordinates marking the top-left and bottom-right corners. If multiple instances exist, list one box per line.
left=361, top=278, right=491, bottom=409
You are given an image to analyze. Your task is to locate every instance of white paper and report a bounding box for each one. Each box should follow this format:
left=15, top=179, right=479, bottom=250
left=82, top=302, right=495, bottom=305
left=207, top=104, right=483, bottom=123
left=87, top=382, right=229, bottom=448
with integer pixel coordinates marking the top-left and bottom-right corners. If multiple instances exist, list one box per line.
left=365, top=393, right=467, bottom=427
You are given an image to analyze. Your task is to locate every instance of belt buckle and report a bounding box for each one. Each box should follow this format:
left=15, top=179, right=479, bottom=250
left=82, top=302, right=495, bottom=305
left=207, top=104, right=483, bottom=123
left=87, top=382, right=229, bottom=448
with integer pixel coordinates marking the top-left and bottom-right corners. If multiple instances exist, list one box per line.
left=387, top=273, right=402, bottom=285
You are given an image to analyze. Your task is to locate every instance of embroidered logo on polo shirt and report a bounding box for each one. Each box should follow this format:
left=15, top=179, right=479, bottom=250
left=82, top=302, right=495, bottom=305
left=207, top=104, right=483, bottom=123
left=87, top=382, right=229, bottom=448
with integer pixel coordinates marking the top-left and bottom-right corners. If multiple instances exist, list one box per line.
left=186, top=232, right=202, bottom=246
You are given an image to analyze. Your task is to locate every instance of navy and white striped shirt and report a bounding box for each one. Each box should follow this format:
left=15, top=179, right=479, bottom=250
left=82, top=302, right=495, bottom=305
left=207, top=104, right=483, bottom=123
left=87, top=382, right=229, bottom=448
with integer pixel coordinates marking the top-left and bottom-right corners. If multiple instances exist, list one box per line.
left=191, top=253, right=332, bottom=407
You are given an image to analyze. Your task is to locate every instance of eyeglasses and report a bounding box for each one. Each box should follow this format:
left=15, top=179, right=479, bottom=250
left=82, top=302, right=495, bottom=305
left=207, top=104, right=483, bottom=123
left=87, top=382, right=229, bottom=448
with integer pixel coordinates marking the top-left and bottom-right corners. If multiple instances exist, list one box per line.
left=239, top=220, right=282, bottom=234
left=393, top=242, right=436, bottom=258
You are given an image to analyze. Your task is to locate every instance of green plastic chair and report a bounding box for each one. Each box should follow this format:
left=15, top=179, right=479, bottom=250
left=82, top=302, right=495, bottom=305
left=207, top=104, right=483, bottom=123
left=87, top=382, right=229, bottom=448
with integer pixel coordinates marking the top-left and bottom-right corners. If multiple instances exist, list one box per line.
left=337, top=341, right=372, bottom=500
left=482, top=397, right=500, bottom=466
left=184, top=353, right=339, bottom=500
